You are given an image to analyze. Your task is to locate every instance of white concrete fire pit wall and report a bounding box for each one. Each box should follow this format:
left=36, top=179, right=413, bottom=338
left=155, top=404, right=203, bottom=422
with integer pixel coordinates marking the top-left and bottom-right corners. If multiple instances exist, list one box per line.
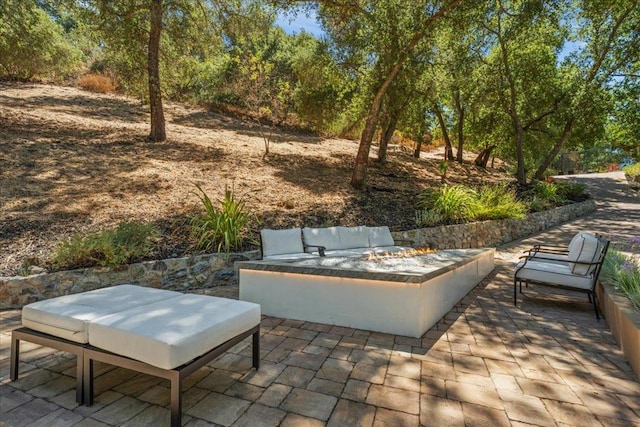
left=238, top=248, right=495, bottom=338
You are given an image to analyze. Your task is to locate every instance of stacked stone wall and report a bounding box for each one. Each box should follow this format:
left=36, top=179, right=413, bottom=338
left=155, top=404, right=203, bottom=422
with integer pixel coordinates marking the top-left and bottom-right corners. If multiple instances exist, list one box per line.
left=0, top=200, right=596, bottom=308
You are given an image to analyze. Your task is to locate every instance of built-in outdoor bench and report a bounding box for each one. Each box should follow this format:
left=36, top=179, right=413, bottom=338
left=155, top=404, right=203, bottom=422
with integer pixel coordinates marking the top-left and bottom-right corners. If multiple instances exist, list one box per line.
left=11, top=285, right=261, bottom=427
left=260, top=225, right=412, bottom=260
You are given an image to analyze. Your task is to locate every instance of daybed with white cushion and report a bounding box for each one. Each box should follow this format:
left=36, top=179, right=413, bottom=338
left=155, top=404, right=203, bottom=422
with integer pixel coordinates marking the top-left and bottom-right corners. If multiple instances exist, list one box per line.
left=11, top=285, right=260, bottom=427
left=260, top=225, right=412, bottom=260
left=514, top=233, right=609, bottom=319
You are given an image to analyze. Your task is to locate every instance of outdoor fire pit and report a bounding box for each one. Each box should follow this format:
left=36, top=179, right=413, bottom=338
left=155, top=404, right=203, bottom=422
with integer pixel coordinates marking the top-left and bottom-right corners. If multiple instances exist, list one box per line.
left=238, top=248, right=495, bottom=337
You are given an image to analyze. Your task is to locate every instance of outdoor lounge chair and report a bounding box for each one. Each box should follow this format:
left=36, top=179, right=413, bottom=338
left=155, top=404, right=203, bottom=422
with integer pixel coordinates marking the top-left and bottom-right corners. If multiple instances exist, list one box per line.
left=514, top=233, right=609, bottom=319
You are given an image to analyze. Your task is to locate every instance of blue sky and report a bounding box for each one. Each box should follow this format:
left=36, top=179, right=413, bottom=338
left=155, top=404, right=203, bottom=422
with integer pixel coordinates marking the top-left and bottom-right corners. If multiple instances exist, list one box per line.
left=275, top=10, right=323, bottom=37
left=274, top=10, right=583, bottom=62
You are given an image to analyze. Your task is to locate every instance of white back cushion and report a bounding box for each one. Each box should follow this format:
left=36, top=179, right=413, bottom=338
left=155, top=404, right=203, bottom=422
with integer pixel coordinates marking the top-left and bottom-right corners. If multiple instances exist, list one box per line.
left=568, top=233, right=600, bottom=275
left=368, top=226, right=395, bottom=247
left=337, top=226, right=370, bottom=249
left=261, top=228, right=304, bottom=257
left=302, top=227, right=341, bottom=250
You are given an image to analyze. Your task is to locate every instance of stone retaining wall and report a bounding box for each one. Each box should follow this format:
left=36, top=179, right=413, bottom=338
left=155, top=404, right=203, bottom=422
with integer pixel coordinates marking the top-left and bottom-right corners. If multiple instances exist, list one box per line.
left=397, top=199, right=597, bottom=249
left=0, top=200, right=596, bottom=308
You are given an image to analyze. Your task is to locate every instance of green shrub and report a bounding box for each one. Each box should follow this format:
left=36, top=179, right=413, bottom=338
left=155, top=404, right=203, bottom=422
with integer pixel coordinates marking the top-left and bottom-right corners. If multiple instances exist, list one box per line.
left=53, top=222, right=159, bottom=270
left=417, top=185, right=477, bottom=224
left=623, top=163, right=640, bottom=178
left=474, top=184, right=527, bottom=220
left=191, top=184, right=251, bottom=253
left=414, top=209, right=444, bottom=227
left=555, top=181, right=589, bottom=202
left=602, top=249, right=640, bottom=311
left=416, top=183, right=529, bottom=226
left=522, top=181, right=567, bottom=211
left=0, top=0, right=83, bottom=80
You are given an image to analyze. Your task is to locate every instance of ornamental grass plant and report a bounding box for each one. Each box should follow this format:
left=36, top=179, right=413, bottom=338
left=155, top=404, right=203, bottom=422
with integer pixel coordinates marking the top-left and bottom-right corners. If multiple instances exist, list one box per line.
left=416, top=183, right=528, bottom=226
left=191, top=184, right=252, bottom=253
left=53, top=222, right=160, bottom=270
left=601, top=236, right=640, bottom=311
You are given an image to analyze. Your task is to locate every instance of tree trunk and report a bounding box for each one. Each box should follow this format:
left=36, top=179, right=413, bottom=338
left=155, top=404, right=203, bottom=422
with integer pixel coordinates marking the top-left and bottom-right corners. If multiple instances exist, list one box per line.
left=533, top=119, right=574, bottom=180
left=350, top=0, right=466, bottom=189
left=377, top=111, right=398, bottom=164
left=454, top=90, right=464, bottom=163
left=147, top=0, right=166, bottom=142
left=414, top=134, right=424, bottom=159
left=433, top=103, right=454, bottom=161
left=474, top=145, right=495, bottom=168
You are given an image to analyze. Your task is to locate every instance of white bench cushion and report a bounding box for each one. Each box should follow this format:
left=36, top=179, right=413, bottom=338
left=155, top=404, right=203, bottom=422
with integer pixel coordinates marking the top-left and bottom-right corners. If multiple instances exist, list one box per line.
left=88, top=294, right=261, bottom=370
left=261, top=228, right=304, bottom=257
left=303, top=226, right=342, bottom=250
left=337, top=226, right=370, bottom=249
left=515, top=260, right=594, bottom=290
left=22, top=285, right=182, bottom=344
left=319, top=246, right=407, bottom=258
left=367, top=226, right=395, bottom=247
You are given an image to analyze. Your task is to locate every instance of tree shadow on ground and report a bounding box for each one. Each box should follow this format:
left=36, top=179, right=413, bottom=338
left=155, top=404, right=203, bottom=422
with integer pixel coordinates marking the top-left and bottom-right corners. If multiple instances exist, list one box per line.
left=0, top=92, right=146, bottom=123
left=171, top=110, right=325, bottom=145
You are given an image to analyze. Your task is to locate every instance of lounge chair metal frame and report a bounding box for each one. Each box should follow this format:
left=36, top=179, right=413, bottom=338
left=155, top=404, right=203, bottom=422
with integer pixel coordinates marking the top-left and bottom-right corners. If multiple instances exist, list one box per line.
left=514, top=238, right=610, bottom=320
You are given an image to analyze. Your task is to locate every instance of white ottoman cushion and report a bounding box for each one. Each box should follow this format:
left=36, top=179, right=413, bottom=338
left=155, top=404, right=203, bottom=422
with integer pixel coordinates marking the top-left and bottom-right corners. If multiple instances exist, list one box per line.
left=22, top=285, right=182, bottom=343
left=88, top=294, right=261, bottom=370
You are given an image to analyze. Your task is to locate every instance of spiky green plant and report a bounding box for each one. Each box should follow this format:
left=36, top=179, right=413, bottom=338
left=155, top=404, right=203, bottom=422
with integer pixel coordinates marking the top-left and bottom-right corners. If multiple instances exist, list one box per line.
left=417, top=185, right=477, bottom=224
left=191, top=184, right=251, bottom=253
left=474, top=184, right=527, bottom=220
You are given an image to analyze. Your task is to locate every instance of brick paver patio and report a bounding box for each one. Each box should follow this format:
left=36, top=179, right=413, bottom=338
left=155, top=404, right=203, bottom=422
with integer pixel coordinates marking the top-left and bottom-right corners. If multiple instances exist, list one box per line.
left=1, top=172, right=639, bottom=426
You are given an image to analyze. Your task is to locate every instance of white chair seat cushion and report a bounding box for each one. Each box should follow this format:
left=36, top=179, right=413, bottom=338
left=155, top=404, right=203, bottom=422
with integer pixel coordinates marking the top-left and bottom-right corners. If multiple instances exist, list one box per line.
left=261, top=228, right=304, bottom=257
left=22, top=285, right=182, bottom=343
left=87, top=294, right=261, bottom=370
left=337, top=226, right=370, bottom=249
left=367, top=226, right=395, bottom=247
left=303, top=227, right=341, bottom=251
left=515, top=260, right=594, bottom=290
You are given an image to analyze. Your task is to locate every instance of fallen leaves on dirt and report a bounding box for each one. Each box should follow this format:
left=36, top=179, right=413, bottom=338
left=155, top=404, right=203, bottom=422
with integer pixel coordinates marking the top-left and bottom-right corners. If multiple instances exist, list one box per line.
left=0, top=82, right=510, bottom=276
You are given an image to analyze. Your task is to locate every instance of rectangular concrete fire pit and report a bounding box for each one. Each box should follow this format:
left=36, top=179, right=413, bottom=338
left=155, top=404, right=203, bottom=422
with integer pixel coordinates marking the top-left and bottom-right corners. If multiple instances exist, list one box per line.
left=238, top=248, right=495, bottom=338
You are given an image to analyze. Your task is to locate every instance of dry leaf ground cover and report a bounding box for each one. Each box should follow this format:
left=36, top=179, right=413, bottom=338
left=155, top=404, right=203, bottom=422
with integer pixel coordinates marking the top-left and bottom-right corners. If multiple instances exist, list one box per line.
left=0, top=82, right=510, bottom=276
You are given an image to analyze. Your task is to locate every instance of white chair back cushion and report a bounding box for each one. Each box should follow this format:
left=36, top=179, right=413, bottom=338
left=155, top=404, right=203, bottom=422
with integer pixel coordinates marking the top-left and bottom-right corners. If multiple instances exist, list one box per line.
left=337, top=226, right=370, bottom=249
left=568, top=233, right=600, bottom=275
left=261, top=228, right=304, bottom=257
left=368, top=226, right=395, bottom=247
left=303, top=226, right=342, bottom=250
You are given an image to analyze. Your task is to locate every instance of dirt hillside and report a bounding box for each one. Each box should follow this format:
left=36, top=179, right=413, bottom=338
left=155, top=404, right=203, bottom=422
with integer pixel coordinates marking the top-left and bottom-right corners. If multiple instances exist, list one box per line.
left=0, top=82, right=510, bottom=276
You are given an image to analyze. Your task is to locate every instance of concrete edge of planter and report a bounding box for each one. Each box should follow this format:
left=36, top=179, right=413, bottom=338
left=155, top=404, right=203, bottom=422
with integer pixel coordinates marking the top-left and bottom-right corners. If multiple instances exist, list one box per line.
left=597, top=281, right=640, bottom=380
